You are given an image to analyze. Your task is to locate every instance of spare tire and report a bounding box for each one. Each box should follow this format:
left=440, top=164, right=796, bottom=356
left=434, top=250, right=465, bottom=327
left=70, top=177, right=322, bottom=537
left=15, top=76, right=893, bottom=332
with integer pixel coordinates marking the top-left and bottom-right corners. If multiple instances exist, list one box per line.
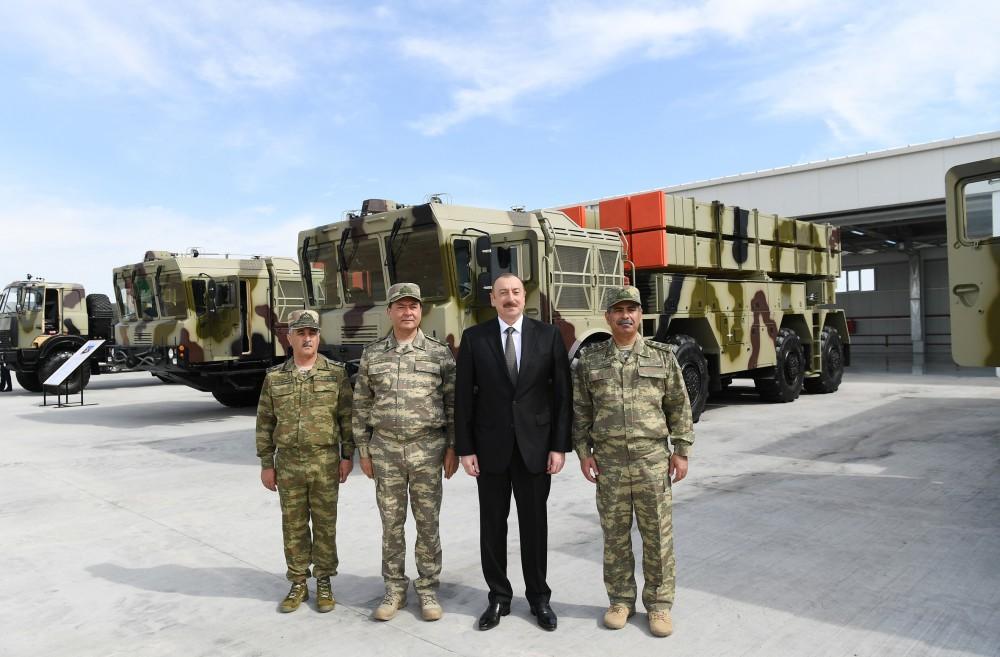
left=86, top=294, right=115, bottom=340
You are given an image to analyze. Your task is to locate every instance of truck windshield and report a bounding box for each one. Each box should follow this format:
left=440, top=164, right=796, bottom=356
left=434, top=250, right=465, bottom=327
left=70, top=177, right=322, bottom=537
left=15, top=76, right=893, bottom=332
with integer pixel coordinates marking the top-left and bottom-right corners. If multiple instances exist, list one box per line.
left=115, top=273, right=138, bottom=319
left=22, top=287, right=43, bottom=312
left=387, top=224, right=446, bottom=299
left=132, top=275, right=157, bottom=320
left=302, top=240, right=342, bottom=309
left=342, top=238, right=386, bottom=304
left=158, top=276, right=187, bottom=318
left=0, top=287, right=15, bottom=313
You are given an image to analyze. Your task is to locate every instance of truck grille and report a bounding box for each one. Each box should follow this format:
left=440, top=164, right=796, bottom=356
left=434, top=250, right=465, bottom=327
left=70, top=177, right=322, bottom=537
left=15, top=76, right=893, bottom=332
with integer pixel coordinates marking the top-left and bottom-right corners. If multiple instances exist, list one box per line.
left=341, top=324, right=379, bottom=343
left=130, top=329, right=153, bottom=344
left=0, top=318, right=14, bottom=348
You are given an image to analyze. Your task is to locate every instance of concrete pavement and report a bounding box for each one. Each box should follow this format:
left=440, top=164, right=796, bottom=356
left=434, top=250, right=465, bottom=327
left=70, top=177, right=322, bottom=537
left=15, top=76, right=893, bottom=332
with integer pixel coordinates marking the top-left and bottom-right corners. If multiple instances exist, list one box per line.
left=1, top=371, right=997, bottom=657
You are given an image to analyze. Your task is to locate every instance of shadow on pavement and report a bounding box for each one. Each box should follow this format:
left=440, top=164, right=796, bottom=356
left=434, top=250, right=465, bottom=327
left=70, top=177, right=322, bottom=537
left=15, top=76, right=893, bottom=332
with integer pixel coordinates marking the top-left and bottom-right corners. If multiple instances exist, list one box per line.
left=136, top=430, right=259, bottom=466
left=22, top=400, right=255, bottom=429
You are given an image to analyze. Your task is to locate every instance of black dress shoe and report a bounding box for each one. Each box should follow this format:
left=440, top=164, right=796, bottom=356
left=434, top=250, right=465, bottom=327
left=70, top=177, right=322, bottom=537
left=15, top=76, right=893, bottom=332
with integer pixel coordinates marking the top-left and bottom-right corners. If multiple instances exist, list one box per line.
left=478, top=600, right=511, bottom=630
left=530, top=602, right=557, bottom=631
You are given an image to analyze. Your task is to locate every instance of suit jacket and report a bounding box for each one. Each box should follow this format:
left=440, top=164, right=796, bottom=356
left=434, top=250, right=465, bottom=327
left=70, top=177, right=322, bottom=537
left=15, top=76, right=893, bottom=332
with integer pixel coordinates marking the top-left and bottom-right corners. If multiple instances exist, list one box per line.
left=455, top=316, right=572, bottom=474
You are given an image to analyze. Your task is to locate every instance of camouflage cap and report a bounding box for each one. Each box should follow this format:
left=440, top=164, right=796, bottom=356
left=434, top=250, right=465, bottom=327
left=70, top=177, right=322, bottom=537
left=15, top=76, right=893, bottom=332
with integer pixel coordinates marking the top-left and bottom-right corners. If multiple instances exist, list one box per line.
left=288, top=309, right=320, bottom=330
left=605, top=285, right=643, bottom=310
left=387, top=282, right=422, bottom=304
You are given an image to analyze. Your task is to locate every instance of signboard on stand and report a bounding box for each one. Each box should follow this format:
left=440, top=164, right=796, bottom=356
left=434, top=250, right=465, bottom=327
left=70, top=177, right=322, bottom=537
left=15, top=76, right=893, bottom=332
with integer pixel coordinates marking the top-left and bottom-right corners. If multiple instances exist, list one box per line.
left=42, top=339, right=104, bottom=408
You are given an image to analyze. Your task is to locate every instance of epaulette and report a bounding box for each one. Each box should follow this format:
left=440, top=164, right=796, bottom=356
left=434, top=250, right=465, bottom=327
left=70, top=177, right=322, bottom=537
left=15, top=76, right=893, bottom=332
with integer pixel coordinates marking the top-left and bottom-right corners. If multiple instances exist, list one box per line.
left=645, top=339, right=674, bottom=353
left=266, top=362, right=286, bottom=373
left=424, top=334, right=450, bottom=349
left=577, top=339, right=609, bottom=360
left=362, top=335, right=389, bottom=351
left=321, top=354, right=348, bottom=370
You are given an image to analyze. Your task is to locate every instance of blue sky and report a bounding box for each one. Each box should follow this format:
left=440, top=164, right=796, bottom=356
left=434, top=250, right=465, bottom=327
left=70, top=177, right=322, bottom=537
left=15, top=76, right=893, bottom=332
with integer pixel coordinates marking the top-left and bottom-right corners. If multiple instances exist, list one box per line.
left=1, top=0, right=998, bottom=295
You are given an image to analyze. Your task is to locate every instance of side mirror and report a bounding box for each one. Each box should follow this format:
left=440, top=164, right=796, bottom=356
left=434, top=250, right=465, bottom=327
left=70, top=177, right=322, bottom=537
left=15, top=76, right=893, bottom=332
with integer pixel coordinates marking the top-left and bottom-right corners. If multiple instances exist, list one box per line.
left=475, top=235, right=492, bottom=268
left=206, top=279, right=218, bottom=313
left=476, top=272, right=492, bottom=306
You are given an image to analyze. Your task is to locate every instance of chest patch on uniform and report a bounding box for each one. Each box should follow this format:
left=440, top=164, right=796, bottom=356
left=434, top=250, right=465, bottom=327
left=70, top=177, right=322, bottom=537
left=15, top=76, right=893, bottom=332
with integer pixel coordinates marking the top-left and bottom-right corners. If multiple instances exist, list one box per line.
left=369, top=362, right=395, bottom=375
left=588, top=368, right=614, bottom=382
left=638, top=366, right=667, bottom=378
left=414, top=359, right=440, bottom=374
left=313, top=375, right=339, bottom=391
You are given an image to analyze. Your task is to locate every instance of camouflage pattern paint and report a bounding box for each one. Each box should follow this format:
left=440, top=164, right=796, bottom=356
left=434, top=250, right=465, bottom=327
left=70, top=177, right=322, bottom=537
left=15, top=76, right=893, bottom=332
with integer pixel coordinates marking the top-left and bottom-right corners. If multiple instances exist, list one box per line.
left=112, top=254, right=302, bottom=393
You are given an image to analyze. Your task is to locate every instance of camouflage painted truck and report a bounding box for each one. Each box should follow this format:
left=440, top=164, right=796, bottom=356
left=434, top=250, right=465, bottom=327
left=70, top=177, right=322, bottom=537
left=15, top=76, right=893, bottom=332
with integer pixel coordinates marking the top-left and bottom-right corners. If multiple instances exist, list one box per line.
left=111, top=251, right=304, bottom=406
left=0, top=277, right=116, bottom=393
left=298, top=193, right=847, bottom=422
left=555, top=191, right=849, bottom=419
left=296, top=196, right=624, bottom=365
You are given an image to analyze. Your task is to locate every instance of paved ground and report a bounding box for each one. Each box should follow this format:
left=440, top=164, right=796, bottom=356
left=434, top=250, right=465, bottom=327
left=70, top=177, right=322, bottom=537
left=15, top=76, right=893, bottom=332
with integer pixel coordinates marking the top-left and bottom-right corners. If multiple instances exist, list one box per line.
left=1, top=370, right=998, bottom=657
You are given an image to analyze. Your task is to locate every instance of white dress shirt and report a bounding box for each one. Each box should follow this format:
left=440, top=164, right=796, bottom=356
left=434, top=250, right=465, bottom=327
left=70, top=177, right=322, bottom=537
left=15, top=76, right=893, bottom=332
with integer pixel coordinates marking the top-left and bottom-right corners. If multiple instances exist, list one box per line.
left=498, top=315, right=523, bottom=371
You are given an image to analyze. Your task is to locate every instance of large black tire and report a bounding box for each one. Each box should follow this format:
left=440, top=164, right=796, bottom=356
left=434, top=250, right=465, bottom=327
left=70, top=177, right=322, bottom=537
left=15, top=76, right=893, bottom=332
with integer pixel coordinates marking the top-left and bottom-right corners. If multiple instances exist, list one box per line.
left=804, top=326, right=845, bottom=394
left=755, top=327, right=805, bottom=403
left=212, top=389, right=261, bottom=408
left=86, top=294, right=115, bottom=340
left=665, top=334, right=709, bottom=423
left=15, top=370, right=43, bottom=393
left=38, top=349, right=91, bottom=394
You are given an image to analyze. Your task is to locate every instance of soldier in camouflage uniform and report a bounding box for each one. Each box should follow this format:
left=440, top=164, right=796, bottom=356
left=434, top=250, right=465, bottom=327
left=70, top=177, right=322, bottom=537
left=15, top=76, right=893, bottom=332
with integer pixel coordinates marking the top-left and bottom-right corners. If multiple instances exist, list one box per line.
left=572, top=286, right=695, bottom=637
left=353, top=283, right=458, bottom=622
left=256, top=309, right=355, bottom=614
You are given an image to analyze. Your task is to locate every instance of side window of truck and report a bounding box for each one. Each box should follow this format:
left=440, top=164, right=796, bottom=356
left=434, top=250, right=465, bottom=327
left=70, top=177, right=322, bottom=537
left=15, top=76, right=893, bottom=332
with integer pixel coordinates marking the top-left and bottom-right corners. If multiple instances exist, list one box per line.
left=964, top=178, right=1000, bottom=241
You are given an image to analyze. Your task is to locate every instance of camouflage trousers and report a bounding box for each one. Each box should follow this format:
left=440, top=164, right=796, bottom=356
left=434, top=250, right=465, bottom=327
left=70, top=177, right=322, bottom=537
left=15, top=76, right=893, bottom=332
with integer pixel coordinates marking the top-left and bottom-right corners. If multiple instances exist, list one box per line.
left=595, top=441, right=675, bottom=612
left=276, top=446, right=341, bottom=583
left=370, top=432, right=446, bottom=595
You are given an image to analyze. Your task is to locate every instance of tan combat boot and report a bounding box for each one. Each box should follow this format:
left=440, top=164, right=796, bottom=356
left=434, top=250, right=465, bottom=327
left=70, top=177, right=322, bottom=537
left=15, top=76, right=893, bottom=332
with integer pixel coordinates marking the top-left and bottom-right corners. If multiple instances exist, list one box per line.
left=372, top=590, right=407, bottom=621
left=648, top=609, right=673, bottom=637
left=603, top=603, right=634, bottom=630
left=316, top=578, right=335, bottom=613
left=279, top=582, right=308, bottom=613
left=419, top=592, right=443, bottom=621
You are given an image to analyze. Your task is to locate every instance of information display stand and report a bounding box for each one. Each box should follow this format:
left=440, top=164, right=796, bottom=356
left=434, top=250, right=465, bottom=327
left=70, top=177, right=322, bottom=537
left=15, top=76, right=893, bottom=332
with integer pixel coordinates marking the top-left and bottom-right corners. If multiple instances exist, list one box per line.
left=40, top=339, right=105, bottom=409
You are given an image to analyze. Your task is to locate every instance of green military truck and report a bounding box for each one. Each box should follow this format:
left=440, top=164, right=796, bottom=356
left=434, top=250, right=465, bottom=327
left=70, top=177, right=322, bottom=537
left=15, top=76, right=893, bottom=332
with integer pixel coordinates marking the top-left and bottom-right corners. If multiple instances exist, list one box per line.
left=298, top=194, right=846, bottom=422
left=0, top=277, right=116, bottom=393
left=297, top=198, right=624, bottom=365
left=111, top=251, right=304, bottom=406
left=556, top=191, right=849, bottom=419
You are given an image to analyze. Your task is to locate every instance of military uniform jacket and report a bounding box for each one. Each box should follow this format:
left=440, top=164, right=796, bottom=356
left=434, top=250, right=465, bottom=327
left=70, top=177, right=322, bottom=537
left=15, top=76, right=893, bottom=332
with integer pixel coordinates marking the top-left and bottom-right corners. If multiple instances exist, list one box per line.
left=572, top=335, right=695, bottom=462
left=255, top=354, right=354, bottom=469
left=352, top=329, right=456, bottom=458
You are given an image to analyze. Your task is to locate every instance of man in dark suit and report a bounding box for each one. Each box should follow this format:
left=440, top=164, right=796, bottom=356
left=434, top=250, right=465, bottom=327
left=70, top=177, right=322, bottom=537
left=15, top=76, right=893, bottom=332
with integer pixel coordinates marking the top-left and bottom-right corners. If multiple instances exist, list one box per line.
left=455, top=272, right=572, bottom=631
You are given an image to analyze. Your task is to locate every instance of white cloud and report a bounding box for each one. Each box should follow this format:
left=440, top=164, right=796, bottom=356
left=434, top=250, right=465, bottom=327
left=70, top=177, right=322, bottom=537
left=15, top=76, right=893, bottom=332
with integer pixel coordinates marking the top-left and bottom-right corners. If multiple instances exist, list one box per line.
left=0, top=195, right=318, bottom=296
left=401, top=0, right=823, bottom=135
left=400, top=0, right=999, bottom=145
left=749, top=1, right=1000, bottom=147
left=0, top=0, right=354, bottom=96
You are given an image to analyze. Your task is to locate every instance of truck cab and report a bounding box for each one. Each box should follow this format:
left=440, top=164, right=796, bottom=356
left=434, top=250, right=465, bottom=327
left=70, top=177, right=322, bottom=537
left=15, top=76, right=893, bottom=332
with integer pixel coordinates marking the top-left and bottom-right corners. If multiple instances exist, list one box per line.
left=0, top=278, right=114, bottom=392
left=112, top=251, right=303, bottom=406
